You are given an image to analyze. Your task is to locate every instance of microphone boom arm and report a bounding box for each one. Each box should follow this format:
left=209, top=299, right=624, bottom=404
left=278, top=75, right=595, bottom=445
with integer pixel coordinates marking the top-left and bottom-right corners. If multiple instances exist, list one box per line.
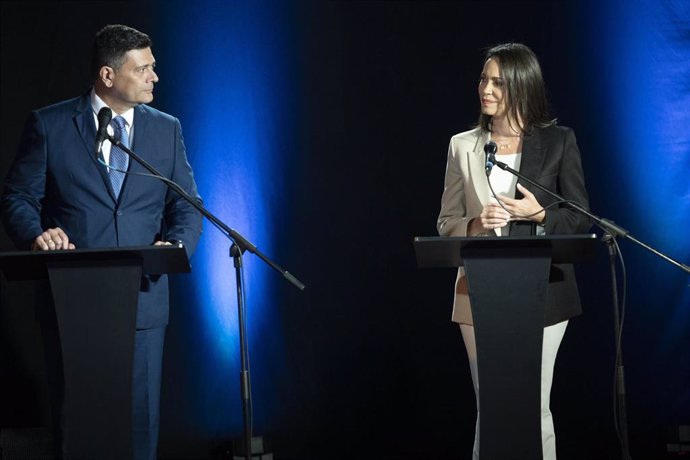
left=494, top=159, right=690, bottom=273
left=107, top=135, right=306, bottom=289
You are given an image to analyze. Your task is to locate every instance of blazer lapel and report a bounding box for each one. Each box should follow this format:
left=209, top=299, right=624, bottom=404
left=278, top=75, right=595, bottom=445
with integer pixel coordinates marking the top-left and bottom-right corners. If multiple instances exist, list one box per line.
left=509, top=128, right=546, bottom=236
left=471, top=129, right=492, bottom=208
left=516, top=129, right=546, bottom=198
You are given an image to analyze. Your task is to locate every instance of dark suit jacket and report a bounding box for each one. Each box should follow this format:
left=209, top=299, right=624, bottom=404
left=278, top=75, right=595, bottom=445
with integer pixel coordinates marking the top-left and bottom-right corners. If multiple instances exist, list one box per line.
left=1, top=91, right=203, bottom=329
left=437, top=124, right=591, bottom=326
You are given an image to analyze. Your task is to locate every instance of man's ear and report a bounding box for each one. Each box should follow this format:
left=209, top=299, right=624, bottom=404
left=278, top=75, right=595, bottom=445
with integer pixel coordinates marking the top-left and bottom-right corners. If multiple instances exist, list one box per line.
left=99, top=66, right=115, bottom=88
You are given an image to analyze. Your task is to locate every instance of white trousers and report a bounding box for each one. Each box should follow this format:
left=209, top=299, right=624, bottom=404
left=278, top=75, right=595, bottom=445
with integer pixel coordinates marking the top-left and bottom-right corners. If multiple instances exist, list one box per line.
left=460, top=320, right=568, bottom=460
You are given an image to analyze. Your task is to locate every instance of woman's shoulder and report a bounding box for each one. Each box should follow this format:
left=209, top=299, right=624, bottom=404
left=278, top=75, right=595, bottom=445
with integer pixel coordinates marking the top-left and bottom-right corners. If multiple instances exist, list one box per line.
left=450, top=127, right=483, bottom=145
left=533, top=123, right=575, bottom=139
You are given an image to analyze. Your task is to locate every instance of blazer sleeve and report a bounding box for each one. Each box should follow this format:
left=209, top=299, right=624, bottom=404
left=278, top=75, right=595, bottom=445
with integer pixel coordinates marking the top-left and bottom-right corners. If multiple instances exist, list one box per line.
left=162, top=117, right=203, bottom=257
left=437, top=139, right=473, bottom=237
left=1, top=111, right=48, bottom=249
left=542, top=128, right=592, bottom=235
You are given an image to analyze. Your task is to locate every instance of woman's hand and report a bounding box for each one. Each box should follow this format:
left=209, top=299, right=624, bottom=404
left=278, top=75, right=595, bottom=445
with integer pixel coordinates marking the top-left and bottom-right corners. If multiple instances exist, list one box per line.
left=497, top=183, right=546, bottom=223
left=469, top=201, right=511, bottom=235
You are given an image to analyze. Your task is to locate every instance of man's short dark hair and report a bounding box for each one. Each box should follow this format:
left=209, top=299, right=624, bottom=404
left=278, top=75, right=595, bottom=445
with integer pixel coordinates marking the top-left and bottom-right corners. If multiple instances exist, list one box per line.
left=91, top=24, right=152, bottom=80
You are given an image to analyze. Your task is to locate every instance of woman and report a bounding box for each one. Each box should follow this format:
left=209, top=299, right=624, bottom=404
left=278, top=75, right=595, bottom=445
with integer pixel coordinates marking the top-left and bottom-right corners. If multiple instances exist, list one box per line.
left=437, top=43, right=591, bottom=459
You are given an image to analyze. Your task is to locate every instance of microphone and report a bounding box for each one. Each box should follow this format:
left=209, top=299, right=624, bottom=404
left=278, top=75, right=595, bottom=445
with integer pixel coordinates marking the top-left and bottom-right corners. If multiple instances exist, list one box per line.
left=484, top=140, right=497, bottom=176
left=95, top=107, right=112, bottom=155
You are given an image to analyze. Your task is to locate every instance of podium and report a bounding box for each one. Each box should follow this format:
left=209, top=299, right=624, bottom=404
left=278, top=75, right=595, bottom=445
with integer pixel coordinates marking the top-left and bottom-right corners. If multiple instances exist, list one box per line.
left=414, top=234, right=597, bottom=460
left=0, top=245, right=190, bottom=460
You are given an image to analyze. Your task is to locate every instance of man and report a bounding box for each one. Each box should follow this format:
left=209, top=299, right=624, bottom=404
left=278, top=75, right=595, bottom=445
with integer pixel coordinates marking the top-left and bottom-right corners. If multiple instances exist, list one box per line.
left=1, top=24, right=202, bottom=459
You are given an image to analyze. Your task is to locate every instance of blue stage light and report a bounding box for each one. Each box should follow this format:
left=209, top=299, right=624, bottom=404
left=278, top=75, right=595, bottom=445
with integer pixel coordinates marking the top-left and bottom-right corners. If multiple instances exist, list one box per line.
left=591, top=0, right=690, bottom=422
left=150, top=0, right=295, bottom=438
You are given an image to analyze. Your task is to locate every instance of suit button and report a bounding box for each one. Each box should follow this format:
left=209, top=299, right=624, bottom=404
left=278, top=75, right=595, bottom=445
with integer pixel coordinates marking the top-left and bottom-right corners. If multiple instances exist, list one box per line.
left=116, top=211, right=123, bottom=216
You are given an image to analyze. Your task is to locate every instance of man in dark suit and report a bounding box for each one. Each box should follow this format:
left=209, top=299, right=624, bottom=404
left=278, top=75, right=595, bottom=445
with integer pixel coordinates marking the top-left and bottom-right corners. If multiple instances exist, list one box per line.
left=1, top=24, right=202, bottom=459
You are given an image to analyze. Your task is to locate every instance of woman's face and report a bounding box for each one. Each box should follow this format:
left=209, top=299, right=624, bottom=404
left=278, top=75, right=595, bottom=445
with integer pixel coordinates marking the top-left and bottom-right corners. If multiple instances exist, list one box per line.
left=478, top=58, right=507, bottom=118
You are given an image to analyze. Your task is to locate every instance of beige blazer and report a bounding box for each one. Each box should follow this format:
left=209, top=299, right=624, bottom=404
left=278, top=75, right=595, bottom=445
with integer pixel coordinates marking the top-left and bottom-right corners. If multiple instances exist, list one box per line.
left=436, top=125, right=591, bottom=326
left=437, top=127, right=492, bottom=324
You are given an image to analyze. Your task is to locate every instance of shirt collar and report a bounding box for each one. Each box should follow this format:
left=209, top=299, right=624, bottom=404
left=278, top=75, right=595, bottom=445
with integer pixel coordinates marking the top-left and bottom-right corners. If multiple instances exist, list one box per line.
left=90, top=88, right=135, bottom=128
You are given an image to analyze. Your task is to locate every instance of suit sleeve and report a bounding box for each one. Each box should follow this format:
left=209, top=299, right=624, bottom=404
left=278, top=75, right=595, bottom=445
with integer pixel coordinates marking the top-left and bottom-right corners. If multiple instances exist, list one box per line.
left=162, top=118, right=203, bottom=257
left=437, top=139, right=473, bottom=237
left=543, top=128, right=592, bottom=235
left=1, top=111, right=48, bottom=249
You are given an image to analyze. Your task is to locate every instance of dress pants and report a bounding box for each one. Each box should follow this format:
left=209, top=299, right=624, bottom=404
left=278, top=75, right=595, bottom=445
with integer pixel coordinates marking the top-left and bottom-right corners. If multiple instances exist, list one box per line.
left=460, top=321, right=568, bottom=460
left=40, top=316, right=166, bottom=460
left=132, top=327, right=166, bottom=460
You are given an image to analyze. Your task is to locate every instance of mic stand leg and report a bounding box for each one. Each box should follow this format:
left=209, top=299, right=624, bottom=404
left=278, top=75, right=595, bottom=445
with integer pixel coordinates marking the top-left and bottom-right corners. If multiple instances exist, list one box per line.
left=231, top=243, right=252, bottom=460
left=604, top=234, right=631, bottom=460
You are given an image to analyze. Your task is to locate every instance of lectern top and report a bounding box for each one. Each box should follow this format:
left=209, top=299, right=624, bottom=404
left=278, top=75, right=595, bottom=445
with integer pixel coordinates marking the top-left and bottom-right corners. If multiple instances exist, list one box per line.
left=413, top=234, right=598, bottom=268
left=0, top=244, right=191, bottom=281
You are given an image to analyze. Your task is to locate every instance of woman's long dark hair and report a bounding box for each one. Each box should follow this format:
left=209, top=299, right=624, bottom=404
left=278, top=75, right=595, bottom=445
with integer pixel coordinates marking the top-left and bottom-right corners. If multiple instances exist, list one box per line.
left=477, top=43, right=555, bottom=134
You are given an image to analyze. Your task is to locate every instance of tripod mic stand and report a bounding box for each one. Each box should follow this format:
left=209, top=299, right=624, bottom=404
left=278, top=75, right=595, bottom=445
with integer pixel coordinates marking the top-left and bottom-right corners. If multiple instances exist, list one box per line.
left=105, top=134, right=305, bottom=460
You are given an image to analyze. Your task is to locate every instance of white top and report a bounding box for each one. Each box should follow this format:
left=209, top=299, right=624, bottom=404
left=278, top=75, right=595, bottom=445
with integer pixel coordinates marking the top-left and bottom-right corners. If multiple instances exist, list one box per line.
left=488, top=153, right=522, bottom=236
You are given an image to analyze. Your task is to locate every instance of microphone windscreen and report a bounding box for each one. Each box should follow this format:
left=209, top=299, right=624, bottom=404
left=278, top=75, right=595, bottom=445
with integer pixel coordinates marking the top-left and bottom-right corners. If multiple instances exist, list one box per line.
left=94, top=107, right=113, bottom=154
left=484, top=140, right=497, bottom=155
left=97, top=107, right=112, bottom=131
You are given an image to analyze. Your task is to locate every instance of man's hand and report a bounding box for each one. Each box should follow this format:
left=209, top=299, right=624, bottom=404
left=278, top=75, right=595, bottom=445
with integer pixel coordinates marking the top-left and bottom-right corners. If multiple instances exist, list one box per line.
left=32, top=227, right=76, bottom=251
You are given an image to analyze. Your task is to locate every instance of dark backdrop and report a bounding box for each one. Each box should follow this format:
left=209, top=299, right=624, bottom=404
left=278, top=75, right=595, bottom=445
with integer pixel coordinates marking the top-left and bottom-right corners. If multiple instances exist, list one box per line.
left=1, top=2, right=687, bottom=460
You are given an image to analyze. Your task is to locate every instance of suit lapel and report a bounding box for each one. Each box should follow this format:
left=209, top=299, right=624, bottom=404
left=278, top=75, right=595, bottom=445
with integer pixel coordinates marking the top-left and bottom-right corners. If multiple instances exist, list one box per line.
left=74, top=92, right=119, bottom=203
left=74, top=93, right=99, bottom=165
left=131, top=104, right=149, bottom=159
left=117, top=105, right=148, bottom=205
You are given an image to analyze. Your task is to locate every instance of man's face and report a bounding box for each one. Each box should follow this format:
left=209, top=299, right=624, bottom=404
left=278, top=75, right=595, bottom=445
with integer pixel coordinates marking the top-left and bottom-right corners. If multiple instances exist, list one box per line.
left=109, top=47, right=159, bottom=110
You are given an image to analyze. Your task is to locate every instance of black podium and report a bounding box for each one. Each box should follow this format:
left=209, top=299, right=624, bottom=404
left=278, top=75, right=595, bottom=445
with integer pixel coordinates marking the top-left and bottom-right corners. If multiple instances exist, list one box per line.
left=0, top=245, right=190, bottom=460
left=414, top=234, right=597, bottom=460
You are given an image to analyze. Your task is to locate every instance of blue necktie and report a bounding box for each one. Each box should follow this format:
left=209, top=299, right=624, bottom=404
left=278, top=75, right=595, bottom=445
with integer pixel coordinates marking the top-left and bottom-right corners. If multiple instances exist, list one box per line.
left=109, top=116, right=129, bottom=198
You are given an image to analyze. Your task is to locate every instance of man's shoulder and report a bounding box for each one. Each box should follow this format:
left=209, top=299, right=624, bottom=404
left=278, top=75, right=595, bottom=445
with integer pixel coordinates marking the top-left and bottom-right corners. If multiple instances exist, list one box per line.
left=136, top=104, right=179, bottom=125
left=34, top=94, right=87, bottom=117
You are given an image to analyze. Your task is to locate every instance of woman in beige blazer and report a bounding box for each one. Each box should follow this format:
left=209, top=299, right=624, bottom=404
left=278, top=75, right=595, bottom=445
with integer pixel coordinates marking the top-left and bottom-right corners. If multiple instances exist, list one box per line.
left=437, top=43, right=591, bottom=460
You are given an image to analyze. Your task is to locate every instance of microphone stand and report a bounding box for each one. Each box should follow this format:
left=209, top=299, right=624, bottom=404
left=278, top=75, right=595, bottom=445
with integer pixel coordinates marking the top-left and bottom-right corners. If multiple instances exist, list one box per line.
left=491, top=158, right=689, bottom=460
left=491, top=159, right=689, bottom=274
left=106, top=135, right=305, bottom=460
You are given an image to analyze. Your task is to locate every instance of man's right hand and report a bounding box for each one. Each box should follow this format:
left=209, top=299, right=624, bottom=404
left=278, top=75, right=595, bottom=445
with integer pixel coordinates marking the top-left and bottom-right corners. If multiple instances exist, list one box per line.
left=32, top=227, right=76, bottom=251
